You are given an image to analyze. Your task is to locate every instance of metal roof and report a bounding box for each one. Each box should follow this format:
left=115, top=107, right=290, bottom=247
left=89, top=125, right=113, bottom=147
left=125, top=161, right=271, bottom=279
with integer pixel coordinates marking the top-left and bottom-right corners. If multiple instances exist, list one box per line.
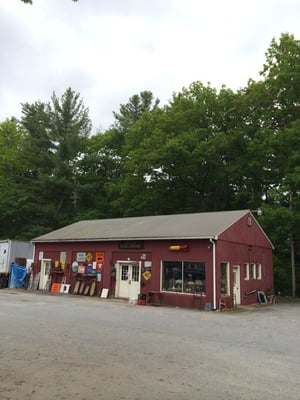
left=32, top=210, right=254, bottom=243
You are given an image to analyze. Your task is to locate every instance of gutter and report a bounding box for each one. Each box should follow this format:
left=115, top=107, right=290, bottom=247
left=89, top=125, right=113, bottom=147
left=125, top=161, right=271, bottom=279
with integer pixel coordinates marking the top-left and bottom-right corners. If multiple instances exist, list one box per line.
left=209, top=237, right=216, bottom=310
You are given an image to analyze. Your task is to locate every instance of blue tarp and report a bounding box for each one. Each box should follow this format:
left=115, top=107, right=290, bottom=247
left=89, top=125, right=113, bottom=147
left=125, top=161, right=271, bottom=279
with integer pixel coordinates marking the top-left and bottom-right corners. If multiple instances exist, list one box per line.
left=9, top=262, right=27, bottom=288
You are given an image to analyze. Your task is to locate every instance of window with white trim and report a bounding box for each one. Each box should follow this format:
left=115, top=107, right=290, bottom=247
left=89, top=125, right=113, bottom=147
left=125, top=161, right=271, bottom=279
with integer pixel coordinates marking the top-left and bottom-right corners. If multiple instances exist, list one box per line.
left=250, top=263, right=256, bottom=279
left=243, top=263, right=249, bottom=280
left=161, top=261, right=206, bottom=295
left=256, top=263, right=262, bottom=280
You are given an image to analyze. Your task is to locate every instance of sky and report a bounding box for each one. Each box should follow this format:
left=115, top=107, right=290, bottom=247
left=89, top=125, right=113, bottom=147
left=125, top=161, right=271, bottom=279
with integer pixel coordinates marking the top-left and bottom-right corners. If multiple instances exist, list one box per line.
left=1, top=0, right=300, bottom=132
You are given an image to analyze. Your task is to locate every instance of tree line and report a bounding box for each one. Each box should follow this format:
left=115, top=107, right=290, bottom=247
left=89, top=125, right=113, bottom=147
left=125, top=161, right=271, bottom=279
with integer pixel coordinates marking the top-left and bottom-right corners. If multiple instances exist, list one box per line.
left=1, top=33, right=300, bottom=296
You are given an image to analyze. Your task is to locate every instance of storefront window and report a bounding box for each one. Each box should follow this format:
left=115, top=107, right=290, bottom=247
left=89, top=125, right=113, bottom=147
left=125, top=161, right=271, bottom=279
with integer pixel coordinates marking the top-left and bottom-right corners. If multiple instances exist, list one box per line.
left=161, top=261, right=206, bottom=295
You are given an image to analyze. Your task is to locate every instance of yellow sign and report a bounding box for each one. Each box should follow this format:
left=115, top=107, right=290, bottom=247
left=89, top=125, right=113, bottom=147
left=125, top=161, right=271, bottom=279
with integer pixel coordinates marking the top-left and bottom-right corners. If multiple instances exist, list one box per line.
left=86, top=252, right=93, bottom=262
left=143, top=270, right=151, bottom=281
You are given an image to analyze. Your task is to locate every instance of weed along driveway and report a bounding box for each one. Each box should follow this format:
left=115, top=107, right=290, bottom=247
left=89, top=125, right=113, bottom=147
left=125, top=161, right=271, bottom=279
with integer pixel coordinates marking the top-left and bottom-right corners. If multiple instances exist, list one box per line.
left=0, top=290, right=300, bottom=400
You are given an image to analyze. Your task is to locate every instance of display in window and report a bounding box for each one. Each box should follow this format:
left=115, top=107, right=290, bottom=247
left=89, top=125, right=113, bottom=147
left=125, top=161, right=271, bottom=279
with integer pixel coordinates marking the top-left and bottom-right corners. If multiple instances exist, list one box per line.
left=162, top=261, right=206, bottom=295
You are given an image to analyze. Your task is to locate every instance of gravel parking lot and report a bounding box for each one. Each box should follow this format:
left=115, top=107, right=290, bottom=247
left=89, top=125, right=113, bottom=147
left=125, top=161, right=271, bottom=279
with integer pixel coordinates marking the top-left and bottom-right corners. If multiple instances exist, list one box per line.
left=0, top=289, right=300, bottom=400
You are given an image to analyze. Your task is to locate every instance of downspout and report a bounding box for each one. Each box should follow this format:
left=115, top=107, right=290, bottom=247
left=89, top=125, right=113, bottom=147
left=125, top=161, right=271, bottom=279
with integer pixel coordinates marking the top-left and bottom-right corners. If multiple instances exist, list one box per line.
left=210, top=238, right=216, bottom=310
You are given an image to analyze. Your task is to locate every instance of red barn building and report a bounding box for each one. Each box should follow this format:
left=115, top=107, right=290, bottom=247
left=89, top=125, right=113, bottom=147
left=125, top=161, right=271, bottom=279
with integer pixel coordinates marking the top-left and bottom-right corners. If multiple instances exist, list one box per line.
left=32, top=210, right=274, bottom=309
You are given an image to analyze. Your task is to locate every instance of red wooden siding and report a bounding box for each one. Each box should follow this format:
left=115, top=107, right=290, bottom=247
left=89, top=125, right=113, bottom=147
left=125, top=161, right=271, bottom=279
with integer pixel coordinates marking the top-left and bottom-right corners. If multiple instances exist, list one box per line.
left=33, top=214, right=273, bottom=309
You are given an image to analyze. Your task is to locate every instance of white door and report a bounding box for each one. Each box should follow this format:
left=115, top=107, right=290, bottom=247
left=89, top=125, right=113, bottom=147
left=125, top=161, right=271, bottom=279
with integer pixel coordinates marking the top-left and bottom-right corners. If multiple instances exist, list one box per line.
left=39, top=259, right=51, bottom=290
left=117, top=263, right=140, bottom=299
left=233, top=265, right=241, bottom=305
left=0, top=242, right=9, bottom=273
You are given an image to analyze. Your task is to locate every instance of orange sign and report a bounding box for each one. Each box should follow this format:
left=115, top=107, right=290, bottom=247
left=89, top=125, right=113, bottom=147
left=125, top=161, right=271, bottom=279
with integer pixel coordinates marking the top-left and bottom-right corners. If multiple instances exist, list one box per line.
left=96, top=252, right=105, bottom=263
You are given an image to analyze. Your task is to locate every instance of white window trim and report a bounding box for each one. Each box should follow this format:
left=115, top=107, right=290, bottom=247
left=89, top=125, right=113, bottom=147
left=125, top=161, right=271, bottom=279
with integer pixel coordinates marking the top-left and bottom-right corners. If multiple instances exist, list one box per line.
left=160, top=260, right=206, bottom=295
left=256, top=263, right=262, bottom=280
left=244, top=263, right=249, bottom=280
left=250, top=263, right=256, bottom=280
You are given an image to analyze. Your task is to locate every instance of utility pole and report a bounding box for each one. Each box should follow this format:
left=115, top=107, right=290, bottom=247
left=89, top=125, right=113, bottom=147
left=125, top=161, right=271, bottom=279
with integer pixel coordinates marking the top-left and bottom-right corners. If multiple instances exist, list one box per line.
left=290, top=191, right=296, bottom=298
left=291, top=233, right=296, bottom=298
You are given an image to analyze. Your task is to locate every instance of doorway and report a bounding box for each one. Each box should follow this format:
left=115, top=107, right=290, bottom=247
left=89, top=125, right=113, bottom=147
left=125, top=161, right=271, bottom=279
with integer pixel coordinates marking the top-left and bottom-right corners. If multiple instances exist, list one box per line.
left=232, top=265, right=241, bottom=305
left=39, top=259, right=51, bottom=290
left=116, top=262, right=141, bottom=299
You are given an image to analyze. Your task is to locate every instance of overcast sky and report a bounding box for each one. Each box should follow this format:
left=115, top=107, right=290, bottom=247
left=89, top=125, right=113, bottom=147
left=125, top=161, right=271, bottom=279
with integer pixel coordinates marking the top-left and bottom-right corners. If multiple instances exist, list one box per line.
left=1, top=0, right=300, bottom=132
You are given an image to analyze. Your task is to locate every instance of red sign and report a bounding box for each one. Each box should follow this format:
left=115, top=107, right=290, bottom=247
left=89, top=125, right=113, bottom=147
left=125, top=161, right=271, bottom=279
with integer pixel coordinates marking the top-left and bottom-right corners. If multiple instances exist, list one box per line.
left=97, top=263, right=103, bottom=272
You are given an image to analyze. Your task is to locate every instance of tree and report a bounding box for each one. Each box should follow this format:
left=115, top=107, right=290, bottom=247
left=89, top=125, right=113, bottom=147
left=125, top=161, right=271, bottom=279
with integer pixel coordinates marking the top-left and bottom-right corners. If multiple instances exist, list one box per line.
left=74, top=91, right=160, bottom=220
left=254, top=34, right=300, bottom=296
left=113, top=82, right=241, bottom=216
left=260, top=33, right=300, bottom=129
left=49, top=88, right=91, bottom=217
left=73, top=130, right=123, bottom=220
left=20, top=88, right=92, bottom=234
left=0, top=120, right=32, bottom=239
left=262, top=120, right=300, bottom=297
left=113, top=90, right=160, bottom=133
left=101, top=91, right=161, bottom=216
left=264, top=34, right=300, bottom=297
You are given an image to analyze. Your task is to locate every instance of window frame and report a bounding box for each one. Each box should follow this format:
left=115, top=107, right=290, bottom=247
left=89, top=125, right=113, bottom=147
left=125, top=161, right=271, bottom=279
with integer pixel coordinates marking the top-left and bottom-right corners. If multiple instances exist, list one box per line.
left=256, top=263, right=262, bottom=280
left=250, top=263, right=256, bottom=280
left=243, top=263, right=249, bottom=280
left=161, top=260, right=206, bottom=295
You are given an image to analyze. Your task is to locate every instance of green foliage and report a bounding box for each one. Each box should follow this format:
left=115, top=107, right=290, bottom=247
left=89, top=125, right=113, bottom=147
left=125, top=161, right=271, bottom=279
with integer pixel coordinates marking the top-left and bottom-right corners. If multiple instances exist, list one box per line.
left=0, top=120, right=32, bottom=239
left=113, top=90, right=159, bottom=135
left=15, top=88, right=92, bottom=235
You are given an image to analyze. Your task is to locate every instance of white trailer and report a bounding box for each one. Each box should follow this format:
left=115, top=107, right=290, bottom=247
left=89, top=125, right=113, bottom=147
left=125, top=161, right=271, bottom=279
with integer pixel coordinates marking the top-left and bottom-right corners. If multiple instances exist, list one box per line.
left=0, top=240, right=34, bottom=288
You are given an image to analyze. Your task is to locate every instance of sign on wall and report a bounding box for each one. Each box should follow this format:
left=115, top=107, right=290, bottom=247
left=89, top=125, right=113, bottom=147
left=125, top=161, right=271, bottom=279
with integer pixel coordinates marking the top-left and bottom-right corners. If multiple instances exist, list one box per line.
left=60, top=252, right=66, bottom=263
left=96, top=252, right=105, bottom=263
left=76, top=252, right=86, bottom=262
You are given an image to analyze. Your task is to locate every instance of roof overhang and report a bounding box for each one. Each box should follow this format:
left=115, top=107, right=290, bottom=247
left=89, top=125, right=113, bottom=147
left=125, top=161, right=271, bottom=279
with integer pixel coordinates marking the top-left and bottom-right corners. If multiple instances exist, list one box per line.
left=32, top=235, right=216, bottom=244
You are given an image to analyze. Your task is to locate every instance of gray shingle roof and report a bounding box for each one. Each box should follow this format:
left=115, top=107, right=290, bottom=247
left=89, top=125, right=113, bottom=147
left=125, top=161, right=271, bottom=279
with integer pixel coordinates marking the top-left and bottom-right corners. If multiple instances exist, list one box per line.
left=32, top=210, right=252, bottom=242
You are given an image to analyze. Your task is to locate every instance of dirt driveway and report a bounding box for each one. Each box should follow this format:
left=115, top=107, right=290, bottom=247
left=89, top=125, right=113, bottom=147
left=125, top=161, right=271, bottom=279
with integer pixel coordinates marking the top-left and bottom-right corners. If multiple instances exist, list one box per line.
left=0, top=289, right=300, bottom=400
